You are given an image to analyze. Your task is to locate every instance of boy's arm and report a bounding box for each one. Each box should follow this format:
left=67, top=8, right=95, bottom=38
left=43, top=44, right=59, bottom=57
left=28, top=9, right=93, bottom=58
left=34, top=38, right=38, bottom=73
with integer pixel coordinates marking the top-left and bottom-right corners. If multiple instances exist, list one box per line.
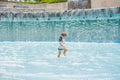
left=59, top=42, right=66, bottom=48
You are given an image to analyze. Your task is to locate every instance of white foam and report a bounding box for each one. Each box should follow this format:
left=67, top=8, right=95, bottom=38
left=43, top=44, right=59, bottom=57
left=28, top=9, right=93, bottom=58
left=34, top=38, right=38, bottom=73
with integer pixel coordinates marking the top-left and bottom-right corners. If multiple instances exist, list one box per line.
left=29, top=61, right=49, bottom=65
left=0, top=63, right=24, bottom=68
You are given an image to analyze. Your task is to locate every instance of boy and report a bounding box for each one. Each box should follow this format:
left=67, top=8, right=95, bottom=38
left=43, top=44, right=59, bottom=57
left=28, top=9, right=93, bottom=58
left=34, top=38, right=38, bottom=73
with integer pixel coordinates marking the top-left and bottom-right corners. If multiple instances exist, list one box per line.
left=57, top=32, right=67, bottom=58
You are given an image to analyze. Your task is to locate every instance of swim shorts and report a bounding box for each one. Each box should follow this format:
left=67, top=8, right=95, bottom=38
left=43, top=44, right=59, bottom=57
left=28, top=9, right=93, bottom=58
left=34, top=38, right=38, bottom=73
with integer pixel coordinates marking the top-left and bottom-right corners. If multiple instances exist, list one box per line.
left=58, top=46, right=64, bottom=50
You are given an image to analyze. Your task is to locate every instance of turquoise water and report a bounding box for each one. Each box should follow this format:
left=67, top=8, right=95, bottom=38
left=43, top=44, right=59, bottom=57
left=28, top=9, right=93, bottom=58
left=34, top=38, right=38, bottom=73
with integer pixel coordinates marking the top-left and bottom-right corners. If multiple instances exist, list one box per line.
left=0, top=14, right=120, bottom=41
left=0, top=42, right=120, bottom=80
left=0, top=8, right=120, bottom=80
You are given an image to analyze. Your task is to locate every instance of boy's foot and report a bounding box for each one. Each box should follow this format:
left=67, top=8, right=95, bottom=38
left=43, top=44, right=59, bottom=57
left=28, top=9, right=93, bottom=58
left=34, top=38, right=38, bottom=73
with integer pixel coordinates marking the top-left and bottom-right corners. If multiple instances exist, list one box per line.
left=63, top=53, right=67, bottom=56
left=57, top=55, right=60, bottom=58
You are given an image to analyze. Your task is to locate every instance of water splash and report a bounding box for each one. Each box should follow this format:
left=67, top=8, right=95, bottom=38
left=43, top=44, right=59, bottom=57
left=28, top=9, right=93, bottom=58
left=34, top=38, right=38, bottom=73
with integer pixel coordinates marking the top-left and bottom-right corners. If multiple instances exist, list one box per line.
left=0, top=7, right=120, bottom=41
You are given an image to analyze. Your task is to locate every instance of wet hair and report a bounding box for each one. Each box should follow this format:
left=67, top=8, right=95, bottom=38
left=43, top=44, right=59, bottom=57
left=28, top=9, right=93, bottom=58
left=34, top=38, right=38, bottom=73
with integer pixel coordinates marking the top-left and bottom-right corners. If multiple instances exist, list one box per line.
left=61, top=32, right=67, bottom=36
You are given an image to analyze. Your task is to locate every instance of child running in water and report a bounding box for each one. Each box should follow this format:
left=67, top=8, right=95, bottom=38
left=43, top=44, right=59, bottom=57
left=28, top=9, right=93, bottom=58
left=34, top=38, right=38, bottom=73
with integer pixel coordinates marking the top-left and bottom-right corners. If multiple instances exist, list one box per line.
left=57, top=32, right=67, bottom=58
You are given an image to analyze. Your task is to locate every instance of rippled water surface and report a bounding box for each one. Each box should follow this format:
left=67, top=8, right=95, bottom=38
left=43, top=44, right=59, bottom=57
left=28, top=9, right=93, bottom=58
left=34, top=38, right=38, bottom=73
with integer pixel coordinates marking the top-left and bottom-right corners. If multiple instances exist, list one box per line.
left=0, top=42, right=120, bottom=80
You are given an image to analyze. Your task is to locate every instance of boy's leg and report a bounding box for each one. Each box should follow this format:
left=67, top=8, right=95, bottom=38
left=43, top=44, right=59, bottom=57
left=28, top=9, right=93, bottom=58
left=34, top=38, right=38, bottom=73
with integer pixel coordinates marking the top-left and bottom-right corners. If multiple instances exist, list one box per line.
left=57, top=50, right=61, bottom=58
left=63, top=48, right=67, bottom=56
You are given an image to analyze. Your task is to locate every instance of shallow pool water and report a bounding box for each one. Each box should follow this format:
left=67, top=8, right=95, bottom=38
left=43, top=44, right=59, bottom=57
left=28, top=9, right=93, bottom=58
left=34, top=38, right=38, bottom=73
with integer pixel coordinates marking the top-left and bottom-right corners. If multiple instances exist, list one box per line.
left=0, top=42, right=120, bottom=80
